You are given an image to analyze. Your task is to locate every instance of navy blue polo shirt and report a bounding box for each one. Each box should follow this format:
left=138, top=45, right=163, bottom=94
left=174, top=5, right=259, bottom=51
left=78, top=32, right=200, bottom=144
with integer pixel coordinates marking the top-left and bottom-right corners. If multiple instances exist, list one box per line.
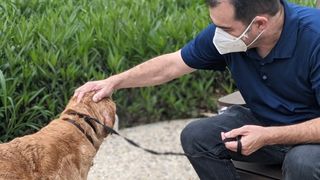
left=181, top=0, right=320, bottom=124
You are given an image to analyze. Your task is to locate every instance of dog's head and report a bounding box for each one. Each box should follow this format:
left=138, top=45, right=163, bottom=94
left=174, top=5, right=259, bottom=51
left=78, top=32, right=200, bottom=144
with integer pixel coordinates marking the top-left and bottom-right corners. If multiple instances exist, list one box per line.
left=60, top=92, right=116, bottom=140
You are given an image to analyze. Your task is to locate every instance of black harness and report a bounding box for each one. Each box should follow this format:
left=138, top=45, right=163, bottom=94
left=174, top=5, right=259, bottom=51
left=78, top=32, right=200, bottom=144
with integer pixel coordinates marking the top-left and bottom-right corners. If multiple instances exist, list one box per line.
left=65, top=118, right=95, bottom=146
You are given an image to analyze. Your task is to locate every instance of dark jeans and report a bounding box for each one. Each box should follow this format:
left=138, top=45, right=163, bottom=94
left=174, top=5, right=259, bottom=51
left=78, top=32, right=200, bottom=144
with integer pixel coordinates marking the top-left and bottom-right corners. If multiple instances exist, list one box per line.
left=180, top=105, right=320, bottom=180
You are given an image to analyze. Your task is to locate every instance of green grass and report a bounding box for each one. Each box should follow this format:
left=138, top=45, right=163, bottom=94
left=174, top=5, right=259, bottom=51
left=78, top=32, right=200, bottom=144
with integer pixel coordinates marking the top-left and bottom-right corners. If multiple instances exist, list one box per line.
left=0, top=0, right=317, bottom=142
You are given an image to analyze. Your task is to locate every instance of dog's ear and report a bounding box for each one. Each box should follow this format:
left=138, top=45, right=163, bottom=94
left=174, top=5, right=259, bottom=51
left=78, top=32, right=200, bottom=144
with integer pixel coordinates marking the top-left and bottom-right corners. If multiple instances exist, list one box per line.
left=102, top=111, right=114, bottom=127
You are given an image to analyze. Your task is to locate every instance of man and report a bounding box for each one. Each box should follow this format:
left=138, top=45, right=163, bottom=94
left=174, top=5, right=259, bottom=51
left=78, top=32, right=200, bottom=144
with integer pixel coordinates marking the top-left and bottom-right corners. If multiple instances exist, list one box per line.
left=74, top=0, right=320, bottom=179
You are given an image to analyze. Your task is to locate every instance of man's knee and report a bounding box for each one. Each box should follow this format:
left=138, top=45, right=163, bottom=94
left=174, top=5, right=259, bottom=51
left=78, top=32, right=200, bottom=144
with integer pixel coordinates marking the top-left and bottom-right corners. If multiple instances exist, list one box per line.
left=180, top=120, right=201, bottom=154
left=283, top=145, right=320, bottom=180
left=180, top=118, right=224, bottom=155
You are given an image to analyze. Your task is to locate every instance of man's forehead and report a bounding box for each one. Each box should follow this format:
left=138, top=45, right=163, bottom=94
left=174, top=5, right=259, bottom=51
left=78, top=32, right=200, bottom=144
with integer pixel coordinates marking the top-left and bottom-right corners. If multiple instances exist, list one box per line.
left=209, top=1, right=237, bottom=29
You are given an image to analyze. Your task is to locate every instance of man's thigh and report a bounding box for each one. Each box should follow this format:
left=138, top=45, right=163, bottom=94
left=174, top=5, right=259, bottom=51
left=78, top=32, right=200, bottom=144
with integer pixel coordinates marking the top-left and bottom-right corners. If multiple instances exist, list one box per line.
left=207, top=105, right=266, bottom=131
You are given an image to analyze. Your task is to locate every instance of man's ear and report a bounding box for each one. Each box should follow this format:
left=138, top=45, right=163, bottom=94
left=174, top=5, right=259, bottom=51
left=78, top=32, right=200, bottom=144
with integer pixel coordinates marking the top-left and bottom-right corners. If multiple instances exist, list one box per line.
left=255, top=16, right=268, bottom=31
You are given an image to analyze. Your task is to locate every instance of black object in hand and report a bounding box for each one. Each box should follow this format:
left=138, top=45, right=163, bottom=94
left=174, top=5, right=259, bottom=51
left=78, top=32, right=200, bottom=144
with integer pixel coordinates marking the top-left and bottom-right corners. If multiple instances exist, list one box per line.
left=223, top=135, right=242, bottom=155
left=223, top=137, right=238, bottom=143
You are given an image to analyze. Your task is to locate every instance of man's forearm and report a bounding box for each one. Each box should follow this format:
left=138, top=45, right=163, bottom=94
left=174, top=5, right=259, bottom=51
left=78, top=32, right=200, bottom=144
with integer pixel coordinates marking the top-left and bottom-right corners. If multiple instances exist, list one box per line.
left=266, top=117, right=320, bottom=145
left=109, top=50, right=195, bottom=90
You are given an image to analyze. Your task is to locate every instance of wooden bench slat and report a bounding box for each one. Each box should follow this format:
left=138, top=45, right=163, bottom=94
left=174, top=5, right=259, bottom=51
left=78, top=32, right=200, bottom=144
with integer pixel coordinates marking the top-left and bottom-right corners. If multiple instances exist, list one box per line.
left=237, top=170, right=278, bottom=180
left=233, top=161, right=282, bottom=180
left=218, top=91, right=246, bottom=107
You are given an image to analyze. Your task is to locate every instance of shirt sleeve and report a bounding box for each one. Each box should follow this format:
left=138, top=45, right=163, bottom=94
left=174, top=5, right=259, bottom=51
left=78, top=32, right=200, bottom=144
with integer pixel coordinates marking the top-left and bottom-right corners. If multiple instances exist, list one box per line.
left=310, top=44, right=320, bottom=106
left=181, top=24, right=226, bottom=70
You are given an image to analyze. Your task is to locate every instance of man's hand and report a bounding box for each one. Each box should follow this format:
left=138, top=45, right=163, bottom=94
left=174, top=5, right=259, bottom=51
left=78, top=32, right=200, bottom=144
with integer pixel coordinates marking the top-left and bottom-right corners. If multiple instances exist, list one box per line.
left=73, top=78, right=116, bottom=103
left=221, top=125, right=271, bottom=156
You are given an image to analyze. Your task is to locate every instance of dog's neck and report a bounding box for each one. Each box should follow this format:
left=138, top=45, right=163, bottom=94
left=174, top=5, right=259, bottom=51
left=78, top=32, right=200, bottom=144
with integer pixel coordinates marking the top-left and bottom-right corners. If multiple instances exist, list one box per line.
left=61, top=109, right=108, bottom=150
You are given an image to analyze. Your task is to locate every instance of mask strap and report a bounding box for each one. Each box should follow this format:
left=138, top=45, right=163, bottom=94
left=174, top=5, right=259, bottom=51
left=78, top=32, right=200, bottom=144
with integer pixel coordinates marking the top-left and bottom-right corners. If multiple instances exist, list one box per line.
left=236, top=17, right=257, bottom=40
left=247, top=30, right=265, bottom=48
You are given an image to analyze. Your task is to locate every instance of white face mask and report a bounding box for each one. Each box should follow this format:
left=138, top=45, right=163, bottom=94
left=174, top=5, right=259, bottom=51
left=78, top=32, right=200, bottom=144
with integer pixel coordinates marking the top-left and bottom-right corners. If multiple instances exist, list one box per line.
left=213, top=18, right=265, bottom=55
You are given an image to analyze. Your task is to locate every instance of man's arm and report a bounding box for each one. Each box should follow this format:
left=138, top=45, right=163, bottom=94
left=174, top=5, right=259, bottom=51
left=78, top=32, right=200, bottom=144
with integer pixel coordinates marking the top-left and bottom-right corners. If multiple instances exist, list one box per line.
left=222, top=117, right=320, bottom=156
left=74, top=50, right=195, bottom=102
left=266, top=117, right=320, bottom=145
left=111, top=50, right=195, bottom=90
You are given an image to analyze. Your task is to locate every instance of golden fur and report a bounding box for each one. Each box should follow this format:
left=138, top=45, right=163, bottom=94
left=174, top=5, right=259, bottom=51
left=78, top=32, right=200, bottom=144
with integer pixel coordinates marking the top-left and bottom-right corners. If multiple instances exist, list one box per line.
left=0, top=93, right=116, bottom=180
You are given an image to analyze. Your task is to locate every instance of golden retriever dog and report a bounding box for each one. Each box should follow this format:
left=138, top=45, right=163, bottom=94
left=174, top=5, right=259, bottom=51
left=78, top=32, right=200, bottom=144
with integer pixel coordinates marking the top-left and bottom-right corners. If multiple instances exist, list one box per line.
left=0, top=92, right=116, bottom=180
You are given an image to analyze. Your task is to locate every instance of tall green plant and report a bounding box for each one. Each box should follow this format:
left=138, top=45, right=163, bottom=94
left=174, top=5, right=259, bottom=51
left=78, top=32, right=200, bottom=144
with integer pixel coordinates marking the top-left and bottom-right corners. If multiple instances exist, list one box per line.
left=0, top=70, right=53, bottom=142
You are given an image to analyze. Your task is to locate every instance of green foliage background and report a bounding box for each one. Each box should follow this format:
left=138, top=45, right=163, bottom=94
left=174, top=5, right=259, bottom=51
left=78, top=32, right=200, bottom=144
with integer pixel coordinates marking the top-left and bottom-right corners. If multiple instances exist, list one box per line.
left=0, top=0, right=317, bottom=142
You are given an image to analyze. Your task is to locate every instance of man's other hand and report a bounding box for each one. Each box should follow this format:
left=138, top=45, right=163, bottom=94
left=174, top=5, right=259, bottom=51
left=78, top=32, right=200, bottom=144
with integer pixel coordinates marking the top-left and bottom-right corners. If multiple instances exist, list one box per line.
left=221, top=125, right=271, bottom=156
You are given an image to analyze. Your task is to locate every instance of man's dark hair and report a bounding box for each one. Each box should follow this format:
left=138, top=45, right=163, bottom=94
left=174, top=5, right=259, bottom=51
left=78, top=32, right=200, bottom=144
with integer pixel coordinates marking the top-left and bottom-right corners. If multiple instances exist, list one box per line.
left=206, top=0, right=281, bottom=24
